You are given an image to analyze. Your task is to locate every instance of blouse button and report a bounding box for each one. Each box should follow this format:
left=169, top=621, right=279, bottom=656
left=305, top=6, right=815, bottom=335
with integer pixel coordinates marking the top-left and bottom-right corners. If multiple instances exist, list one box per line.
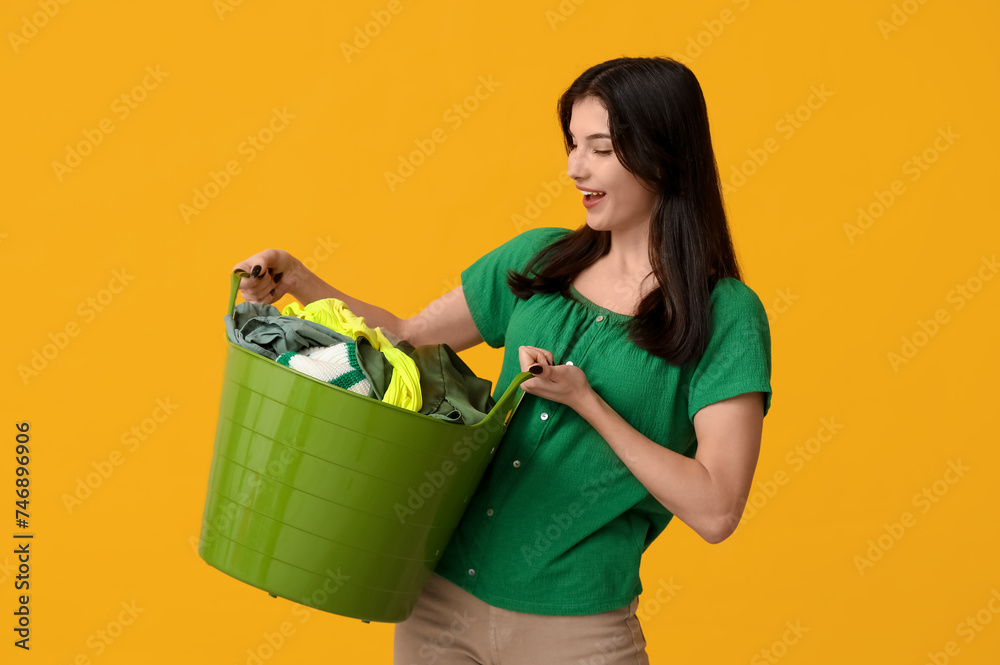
left=468, top=568, right=476, bottom=576
left=540, top=412, right=549, bottom=421
left=486, top=508, right=494, bottom=516
left=566, top=361, right=574, bottom=366
left=596, top=315, right=605, bottom=322
left=512, top=460, right=521, bottom=468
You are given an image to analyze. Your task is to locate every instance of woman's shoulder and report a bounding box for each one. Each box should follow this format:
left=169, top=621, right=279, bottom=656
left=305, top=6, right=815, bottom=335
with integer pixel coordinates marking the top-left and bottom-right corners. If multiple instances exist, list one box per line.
left=464, top=227, right=574, bottom=278
left=708, top=277, right=768, bottom=320
left=484, top=226, right=574, bottom=266
left=510, top=225, right=574, bottom=248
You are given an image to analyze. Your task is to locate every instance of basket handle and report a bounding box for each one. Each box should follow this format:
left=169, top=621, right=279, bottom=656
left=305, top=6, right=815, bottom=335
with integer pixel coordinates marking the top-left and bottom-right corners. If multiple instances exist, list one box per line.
left=229, top=269, right=251, bottom=318
left=487, top=370, right=534, bottom=430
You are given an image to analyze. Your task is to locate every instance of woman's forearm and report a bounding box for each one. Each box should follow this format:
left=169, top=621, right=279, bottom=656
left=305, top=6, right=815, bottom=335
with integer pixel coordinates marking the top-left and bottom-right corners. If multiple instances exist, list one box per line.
left=573, top=387, right=728, bottom=542
left=285, top=260, right=406, bottom=336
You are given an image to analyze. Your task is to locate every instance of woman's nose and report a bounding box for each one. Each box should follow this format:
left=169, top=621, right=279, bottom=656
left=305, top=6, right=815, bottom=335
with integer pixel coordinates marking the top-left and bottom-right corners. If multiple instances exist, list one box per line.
left=567, top=151, right=585, bottom=180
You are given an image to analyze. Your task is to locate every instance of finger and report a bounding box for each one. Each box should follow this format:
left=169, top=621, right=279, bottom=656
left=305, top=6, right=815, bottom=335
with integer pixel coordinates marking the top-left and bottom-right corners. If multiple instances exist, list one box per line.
left=519, top=346, right=545, bottom=371
left=247, top=277, right=278, bottom=304
left=265, top=281, right=291, bottom=305
left=239, top=273, right=273, bottom=303
left=526, top=347, right=554, bottom=369
left=244, top=265, right=279, bottom=300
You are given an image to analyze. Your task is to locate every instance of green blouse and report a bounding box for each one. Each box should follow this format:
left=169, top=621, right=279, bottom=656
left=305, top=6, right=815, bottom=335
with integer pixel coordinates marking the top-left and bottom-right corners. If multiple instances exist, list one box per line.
left=433, top=226, right=773, bottom=615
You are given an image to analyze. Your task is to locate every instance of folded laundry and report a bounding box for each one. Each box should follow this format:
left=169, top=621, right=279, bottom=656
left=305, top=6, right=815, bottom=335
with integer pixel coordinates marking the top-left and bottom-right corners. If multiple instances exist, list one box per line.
left=282, top=299, right=421, bottom=412
left=276, top=343, right=372, bottom=397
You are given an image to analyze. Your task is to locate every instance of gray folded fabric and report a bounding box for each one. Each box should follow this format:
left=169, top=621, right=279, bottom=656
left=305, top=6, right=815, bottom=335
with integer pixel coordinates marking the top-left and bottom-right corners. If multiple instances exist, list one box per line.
left=225, top=301, right=356, bottom=360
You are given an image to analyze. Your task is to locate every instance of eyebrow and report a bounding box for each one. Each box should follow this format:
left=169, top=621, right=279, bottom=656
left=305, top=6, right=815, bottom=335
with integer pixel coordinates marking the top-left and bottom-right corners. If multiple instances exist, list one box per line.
left=569, top=132, right=612, bottom=140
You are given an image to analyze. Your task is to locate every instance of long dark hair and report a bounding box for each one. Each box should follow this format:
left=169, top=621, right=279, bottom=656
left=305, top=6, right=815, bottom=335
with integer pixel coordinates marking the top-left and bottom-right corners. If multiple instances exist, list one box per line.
left=507, top=56, right=742, bottom=366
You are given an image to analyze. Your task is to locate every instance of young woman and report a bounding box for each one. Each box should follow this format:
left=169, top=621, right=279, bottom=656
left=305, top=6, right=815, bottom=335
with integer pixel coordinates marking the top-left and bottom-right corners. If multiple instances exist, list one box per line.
left=234, top=56, right=772, bottom=664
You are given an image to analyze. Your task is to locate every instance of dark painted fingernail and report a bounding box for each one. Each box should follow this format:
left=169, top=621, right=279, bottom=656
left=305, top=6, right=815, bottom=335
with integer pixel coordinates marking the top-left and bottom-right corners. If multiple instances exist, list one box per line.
left=270, top=289, right=276, bottom=296
left=529, top=365, right=542, bottom=375
left=251, top=265, right=261, bottom=278
left=267, top=267, right=273, bottom=275
left=274, top=272, right=283, bottom=284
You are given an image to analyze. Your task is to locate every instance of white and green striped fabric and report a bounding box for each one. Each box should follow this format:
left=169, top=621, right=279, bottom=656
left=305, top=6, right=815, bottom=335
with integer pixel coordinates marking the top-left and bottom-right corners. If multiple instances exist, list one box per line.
left=275, top=341, right=371, bottom=396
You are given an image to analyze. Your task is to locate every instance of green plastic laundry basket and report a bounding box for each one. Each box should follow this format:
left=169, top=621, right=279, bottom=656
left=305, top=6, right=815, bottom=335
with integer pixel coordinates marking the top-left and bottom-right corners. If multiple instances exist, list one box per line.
left=198, top=269, right=532, bottom=623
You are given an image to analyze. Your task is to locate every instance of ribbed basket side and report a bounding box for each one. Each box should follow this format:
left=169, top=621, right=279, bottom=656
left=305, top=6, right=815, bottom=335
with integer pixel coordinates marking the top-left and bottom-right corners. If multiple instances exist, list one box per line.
left=199, top=522, right=421, bottom=623
left=199, top=343, right=514, bottom=623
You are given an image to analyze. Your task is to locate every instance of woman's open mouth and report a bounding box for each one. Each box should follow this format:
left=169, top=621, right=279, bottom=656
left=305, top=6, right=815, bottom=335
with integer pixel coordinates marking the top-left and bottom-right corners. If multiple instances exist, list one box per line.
left=582, top=191, right=606, bottom=208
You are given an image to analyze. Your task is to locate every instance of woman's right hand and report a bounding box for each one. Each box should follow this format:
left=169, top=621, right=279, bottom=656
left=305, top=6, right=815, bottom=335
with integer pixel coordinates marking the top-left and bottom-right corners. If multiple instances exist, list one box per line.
left=232, top=248, right=304, bottom=305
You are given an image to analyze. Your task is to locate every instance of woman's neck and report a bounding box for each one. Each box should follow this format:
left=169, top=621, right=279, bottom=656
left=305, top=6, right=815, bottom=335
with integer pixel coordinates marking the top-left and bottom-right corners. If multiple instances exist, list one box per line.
left=604, top=223, right=653, bottom=281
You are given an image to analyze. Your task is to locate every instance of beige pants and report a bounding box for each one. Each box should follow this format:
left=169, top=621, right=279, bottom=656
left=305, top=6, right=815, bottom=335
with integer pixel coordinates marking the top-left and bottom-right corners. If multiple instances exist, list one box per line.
left=393, top=571, right=650, bottom=664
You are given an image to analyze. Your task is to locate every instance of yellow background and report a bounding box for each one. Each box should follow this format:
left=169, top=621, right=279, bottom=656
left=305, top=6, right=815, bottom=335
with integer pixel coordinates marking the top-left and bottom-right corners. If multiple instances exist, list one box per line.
left=4, top=0, right=999, bottom=662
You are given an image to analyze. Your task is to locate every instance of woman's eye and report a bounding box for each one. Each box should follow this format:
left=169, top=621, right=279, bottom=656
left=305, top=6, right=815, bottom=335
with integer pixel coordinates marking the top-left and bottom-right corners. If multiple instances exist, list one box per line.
left=568, top=144, right=612, bottom=155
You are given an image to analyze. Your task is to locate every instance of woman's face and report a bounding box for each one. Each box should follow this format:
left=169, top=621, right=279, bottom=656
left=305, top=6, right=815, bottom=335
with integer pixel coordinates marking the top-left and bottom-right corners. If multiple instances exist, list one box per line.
left=566, top=96, right=658, bottom=235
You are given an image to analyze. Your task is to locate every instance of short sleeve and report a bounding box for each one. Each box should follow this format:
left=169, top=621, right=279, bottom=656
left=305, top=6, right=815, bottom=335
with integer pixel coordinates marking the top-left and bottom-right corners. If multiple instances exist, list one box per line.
left=686, top=279, right=773, bottom=422
left=460, top=227, right=572, bottom=349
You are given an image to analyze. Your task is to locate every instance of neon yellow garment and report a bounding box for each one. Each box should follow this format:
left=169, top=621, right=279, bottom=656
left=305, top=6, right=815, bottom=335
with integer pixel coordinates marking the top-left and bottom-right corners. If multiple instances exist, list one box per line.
left=282, top=299, right=422, bottom=412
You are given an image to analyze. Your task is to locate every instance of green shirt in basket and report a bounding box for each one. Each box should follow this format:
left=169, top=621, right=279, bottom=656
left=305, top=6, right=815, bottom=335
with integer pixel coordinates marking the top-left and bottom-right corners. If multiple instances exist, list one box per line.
left=433, top=226, right=773, bottom=616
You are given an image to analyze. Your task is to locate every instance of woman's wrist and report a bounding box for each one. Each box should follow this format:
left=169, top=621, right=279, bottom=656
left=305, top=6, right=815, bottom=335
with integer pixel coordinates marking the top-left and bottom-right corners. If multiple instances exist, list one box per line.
left=569, top=383, right=600, bottom=417
left=284, top=256, right=317, bottom=304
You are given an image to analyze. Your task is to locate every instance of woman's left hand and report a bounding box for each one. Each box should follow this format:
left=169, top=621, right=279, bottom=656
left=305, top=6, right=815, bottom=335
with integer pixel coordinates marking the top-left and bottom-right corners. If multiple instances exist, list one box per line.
left=517, top=345, right=593, bottom=411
